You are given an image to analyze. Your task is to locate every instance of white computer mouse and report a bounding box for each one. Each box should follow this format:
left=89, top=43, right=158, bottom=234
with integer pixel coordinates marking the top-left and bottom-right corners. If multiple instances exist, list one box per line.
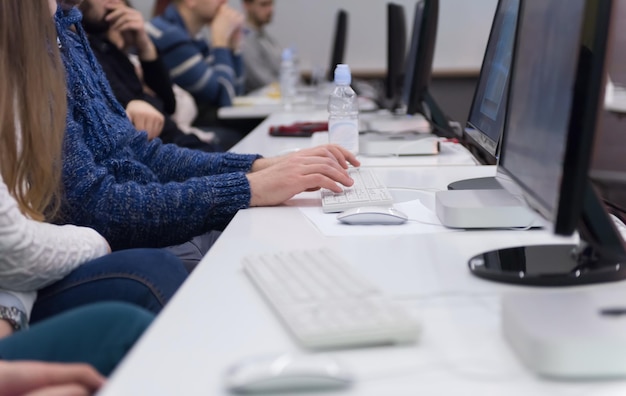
left=224, top=353, right=353, bottom=394
left=337, top=206, right=408, bottom=225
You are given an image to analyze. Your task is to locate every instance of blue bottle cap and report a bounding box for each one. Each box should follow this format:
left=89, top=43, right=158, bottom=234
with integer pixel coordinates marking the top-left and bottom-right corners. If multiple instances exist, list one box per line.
left=334, top=64, right=351, bottom=85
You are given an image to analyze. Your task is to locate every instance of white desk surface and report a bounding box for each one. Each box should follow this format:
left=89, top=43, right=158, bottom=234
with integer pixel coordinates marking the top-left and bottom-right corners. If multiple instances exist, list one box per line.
left=230, top=111, right=479, bottom=167
left=606, top=98, right=626, bottom=114
left=99, top=163, right=626, bottom=396
left=605, top=84, right=626, bottom=114
left=218, top=87, right=322, bottom=119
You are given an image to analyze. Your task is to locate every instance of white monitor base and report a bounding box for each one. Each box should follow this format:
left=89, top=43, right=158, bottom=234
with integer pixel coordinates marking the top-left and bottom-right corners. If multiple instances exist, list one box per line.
left=435, top=189, right=540, bottom=229
left=359, top=132, right=440, bottom=156
left=503, top=290, right=626, bottom=379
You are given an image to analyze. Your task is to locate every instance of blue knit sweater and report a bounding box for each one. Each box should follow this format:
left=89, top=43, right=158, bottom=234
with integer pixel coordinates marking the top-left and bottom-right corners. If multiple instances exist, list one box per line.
left=55, top=8, right=259, bottom=250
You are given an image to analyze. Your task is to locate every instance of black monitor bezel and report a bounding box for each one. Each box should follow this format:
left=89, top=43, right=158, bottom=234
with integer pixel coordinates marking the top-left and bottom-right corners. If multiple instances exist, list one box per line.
left=463, top=0, right=519, bottom=164
left=327, top=9, right=348, bottom=82
left=402, top=0, right=437, bottom=116
left=385, top=3, right=407, bottom=110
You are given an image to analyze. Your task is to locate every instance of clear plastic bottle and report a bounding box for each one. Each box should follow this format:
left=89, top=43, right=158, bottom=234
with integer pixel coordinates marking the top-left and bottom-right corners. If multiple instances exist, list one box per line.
left=328, top=64, right=359, bottom=154
left=279, top=48, right=297, bottom=109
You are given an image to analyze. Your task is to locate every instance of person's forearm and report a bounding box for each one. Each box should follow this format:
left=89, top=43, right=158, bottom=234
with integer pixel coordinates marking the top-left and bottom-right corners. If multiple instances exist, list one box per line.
left=0, top=290, right=35, bottom=322
left=0, top=176, right=109, bottom=292
left=141, top=59, right=177, bottom=114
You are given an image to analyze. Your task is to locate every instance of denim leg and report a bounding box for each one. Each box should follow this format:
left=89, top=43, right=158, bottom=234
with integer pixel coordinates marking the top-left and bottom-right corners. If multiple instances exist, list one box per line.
left=30, top=249, right=188, bottom=323
left=0, top=302, right=153, bottom=376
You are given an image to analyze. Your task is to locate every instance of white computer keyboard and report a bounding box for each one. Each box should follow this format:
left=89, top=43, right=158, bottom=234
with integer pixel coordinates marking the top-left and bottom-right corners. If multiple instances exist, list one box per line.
left=321, top=168, right=394, bottom=213
left=242, top=248, right=421, bottom=349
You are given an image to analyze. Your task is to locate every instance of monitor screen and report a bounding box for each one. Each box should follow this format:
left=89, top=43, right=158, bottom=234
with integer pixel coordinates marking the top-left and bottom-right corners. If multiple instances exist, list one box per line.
left=590, top=0, right=626, bottom=211
left=469, top=0, right=625, bottom=286
left=497, top=0, right=610, bottom=235
left=401, top=0, right=432, bottom=115
left=464, top=0, right=519, bottom=161
left=385, top=3, right=407, bottom=110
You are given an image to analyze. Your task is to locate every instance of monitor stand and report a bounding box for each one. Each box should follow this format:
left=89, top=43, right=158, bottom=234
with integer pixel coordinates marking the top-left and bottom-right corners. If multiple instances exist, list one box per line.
left=447, top=177, right=503, bottom=190
left=468, top=181, right=626, bottom=286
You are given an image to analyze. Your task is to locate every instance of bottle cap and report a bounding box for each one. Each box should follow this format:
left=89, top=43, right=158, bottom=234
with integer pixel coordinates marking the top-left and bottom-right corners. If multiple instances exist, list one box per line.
left=333, top=64, right=351, bottom=85
left=281, top=48, right=293, bottom=61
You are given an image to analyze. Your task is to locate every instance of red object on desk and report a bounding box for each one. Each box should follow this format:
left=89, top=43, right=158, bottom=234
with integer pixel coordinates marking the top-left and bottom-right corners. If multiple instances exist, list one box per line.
left=269, top=122, right=329, bottom=137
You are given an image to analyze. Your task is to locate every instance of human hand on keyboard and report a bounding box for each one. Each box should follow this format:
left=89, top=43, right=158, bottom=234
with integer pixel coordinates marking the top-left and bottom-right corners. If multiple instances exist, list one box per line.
left=251, top=144, right=360, bottom=171
left=247, top=145, right=361, bottom=206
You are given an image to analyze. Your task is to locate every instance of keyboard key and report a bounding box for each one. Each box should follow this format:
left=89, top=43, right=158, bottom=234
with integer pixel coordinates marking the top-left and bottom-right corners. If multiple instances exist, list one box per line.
left=321, top=168, right=394, bottom=213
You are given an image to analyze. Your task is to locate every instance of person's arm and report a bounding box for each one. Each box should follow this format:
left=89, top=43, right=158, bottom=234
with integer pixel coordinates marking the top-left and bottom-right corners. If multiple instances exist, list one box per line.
left=147, top=19, right=239, bottom=107
left=0, top=290, right=35, bottom=330
left=140, top=58, right=177, bottom=114
left=61, top=117, right=260, bottom=250
left=232, top=50, right=245, bottom=97
left=0, top=361, right=104, bottom=396
left=89, top=41, right=137, bottom=110
left=0, top=175, right=109, bottom=292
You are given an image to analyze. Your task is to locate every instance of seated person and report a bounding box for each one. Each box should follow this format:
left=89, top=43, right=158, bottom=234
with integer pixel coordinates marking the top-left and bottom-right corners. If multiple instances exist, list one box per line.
left=241, top=0, right=283, bottom=93
left=79, top=0, right=223, bottom=152
left=0, top=0, right=188, bottom=325
left=148, top=0, right=247, bottom=142
left=0, top=1, right=172, bottom=390
left=54, top=3, right=360, bottom=270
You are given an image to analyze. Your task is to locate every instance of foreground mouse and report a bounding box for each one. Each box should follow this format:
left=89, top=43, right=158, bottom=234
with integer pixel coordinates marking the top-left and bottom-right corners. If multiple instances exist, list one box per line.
left=224, top=353, right=353, bottom=394
left=337, top=206, right=409, bottom=225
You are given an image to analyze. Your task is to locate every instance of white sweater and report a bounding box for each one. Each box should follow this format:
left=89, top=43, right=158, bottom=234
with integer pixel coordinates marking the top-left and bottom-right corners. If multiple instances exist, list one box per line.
left=0, top=173, right=109, bottom=317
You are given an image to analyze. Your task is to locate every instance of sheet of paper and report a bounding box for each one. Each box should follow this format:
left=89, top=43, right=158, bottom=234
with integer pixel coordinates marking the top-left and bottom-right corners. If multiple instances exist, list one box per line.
left=298, top=197, right=459, bottom=237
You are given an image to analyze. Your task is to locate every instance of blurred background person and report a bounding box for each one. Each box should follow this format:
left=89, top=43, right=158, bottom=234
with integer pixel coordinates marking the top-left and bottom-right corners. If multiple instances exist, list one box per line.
left=240, top=0, right=282, bottom=93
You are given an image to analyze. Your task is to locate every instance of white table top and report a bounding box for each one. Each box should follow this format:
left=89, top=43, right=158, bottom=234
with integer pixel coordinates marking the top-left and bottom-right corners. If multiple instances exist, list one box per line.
left=230, top=111, right=479, bottom=167
left=98, top=162, right=626, bottom=396
left=605, top=82, right=626, bottom=114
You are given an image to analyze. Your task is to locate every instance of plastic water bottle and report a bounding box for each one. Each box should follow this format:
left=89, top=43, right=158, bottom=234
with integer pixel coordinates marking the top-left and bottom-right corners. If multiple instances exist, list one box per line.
left=279, top=48, right=297, bottom=109
left=328, top=64, right=359, bottom=154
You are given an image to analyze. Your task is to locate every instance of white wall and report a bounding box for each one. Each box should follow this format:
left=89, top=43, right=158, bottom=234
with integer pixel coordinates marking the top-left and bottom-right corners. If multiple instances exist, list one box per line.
left=134, top=0, right=497, bottom=74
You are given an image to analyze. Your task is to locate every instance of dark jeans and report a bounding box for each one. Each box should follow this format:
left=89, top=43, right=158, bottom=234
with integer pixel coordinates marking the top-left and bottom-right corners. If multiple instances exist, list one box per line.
left=0, top=302, right=153, bottom=376
left=30, top=249, right=188, bottom=323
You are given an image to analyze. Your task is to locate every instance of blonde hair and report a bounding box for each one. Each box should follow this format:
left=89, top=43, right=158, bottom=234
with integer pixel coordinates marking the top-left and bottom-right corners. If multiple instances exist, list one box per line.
left=0, top=0, right=67, bottom=221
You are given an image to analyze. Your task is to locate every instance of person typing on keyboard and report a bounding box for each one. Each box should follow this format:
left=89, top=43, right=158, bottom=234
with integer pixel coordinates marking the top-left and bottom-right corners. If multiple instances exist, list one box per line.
left=48, top=1, right=363, bottom=272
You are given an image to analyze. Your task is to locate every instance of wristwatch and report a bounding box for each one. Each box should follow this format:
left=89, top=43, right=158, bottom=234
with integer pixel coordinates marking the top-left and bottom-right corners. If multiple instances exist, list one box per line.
left=0, top=305, right=28, bottom=331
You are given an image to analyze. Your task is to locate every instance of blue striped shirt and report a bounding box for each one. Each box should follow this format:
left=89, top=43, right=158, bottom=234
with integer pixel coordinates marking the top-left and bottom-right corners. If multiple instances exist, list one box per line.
left=148, top=5, right=244, bottom=107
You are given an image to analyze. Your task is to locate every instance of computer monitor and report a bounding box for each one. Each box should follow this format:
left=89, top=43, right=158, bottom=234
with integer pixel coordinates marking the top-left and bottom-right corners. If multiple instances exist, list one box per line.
left=468, top=0, right=626, bottom=286
left=589, top=0, right=626, bottom=216
left=327, top=9, right=348, bottom=82
left=447, top=0, right=519, bottom=190
left=401, top=0, right=453, bottom=136
left=384, top=3, right=407, bottom=111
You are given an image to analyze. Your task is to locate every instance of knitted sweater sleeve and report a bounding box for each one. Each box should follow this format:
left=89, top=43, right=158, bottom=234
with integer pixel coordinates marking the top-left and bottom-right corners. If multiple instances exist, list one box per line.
left=62, top=117, right=259, bottom=250
left=0, top=174, right=110, bottom=292
left=127, top=132, right=260, bottom=182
